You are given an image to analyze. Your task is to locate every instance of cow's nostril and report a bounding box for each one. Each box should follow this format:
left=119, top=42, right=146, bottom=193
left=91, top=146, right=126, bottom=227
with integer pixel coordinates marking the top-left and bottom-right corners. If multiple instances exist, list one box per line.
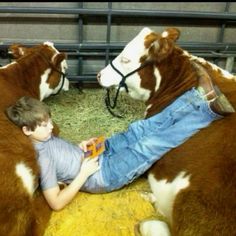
left=97, top=72, right=101, bottom=82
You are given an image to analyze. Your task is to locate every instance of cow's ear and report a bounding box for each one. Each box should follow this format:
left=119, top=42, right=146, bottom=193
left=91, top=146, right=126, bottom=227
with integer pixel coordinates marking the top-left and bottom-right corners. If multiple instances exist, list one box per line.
left=53, top=53, right=67, bottom=66
left=161, top=28, right=180, bottom=42
left=8, top=44, right=25, bottom=58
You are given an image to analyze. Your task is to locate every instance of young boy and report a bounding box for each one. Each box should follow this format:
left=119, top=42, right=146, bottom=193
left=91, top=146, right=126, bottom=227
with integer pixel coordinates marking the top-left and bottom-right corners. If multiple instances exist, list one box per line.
left=6, top=89, right=223, bottom=211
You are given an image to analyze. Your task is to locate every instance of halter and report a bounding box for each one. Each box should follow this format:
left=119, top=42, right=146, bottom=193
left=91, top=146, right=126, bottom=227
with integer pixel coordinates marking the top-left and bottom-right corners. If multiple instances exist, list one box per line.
left=50, top=65, right=67, bottom=96
left=38, top=52, right=67, bottom=96
left=105, top=59, right=153, bottom=118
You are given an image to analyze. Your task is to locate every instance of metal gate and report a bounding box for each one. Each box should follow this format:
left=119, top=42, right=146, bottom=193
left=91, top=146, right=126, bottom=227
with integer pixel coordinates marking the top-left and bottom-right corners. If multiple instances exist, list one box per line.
left=0, top=2, right=235, bottom=85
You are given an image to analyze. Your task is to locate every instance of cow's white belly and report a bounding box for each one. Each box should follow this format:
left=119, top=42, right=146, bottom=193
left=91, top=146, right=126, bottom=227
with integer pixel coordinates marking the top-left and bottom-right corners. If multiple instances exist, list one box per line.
left=148, top=171, right=191, bottom=223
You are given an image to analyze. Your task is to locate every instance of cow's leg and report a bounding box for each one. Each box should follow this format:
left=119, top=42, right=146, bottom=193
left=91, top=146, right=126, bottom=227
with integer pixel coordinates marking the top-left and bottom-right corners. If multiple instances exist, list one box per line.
left=140, top=191, right=157, bottom=204
left=32, top=189, right=52, bottom=236
left=134, top=219, right=171, bottom=236
left=148, top=171, right=190, bottom=223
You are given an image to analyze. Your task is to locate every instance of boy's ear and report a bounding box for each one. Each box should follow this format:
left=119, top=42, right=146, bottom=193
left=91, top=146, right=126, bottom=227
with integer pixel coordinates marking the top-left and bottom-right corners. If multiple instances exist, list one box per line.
left=22, top=126, right=32, bottom=136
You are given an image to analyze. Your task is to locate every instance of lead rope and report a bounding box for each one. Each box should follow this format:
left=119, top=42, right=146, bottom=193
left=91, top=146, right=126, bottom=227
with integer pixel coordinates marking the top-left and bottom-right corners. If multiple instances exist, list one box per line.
left=105, top=87, right=124, bottom=118
left=105, top=60, right=153, bottom=118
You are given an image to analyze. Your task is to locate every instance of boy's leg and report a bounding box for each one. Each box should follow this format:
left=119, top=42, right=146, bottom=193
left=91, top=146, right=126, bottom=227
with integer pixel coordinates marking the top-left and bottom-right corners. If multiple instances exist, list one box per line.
left=105, top=87, right=223, bottom=155
left=102, top=88, right=224, bottom=192
left=104, top=119, right=145, bottom=155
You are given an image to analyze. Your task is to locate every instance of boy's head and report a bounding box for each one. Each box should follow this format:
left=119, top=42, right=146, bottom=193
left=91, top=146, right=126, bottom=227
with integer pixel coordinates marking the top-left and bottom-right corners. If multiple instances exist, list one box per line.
left=6, top=96, right=53, bottom=142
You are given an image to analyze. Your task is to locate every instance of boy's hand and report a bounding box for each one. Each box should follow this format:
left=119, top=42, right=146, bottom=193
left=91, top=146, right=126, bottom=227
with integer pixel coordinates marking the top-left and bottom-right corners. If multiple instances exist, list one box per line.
left=79, top=156, right=100, bottom=178
left=79, top=137, right=98, bottom=152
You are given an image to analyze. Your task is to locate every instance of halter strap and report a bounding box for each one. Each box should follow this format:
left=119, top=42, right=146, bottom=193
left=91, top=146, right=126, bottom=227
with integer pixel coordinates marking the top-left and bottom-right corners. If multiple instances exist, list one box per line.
left=105, top=59, right=153, bottom=118
left=36, top=50, right=67, bottom=96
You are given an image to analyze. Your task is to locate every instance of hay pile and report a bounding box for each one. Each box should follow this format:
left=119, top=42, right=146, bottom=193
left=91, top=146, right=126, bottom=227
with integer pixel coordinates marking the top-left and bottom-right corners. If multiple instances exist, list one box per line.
left=45, top=86, right=145, bottom=142
left=43, top=86, right=160, bottom=236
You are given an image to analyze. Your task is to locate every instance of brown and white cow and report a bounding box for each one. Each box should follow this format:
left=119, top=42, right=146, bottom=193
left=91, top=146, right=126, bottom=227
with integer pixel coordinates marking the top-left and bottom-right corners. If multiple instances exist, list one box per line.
left=0, top=42, right=69, bottom=236
left=97, top=27, right=236, bottom=236
left=7, top=41, right=69, bottom=101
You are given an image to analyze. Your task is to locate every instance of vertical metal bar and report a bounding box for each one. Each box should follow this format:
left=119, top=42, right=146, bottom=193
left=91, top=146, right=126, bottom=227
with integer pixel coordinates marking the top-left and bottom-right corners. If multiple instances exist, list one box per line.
left=105, top=2, right=112, bottom=66
left=214, top=2, right=230, bottom=66
left=217, top=2, right=230, bottom=43
left=78, top=2, right=83, bottom=81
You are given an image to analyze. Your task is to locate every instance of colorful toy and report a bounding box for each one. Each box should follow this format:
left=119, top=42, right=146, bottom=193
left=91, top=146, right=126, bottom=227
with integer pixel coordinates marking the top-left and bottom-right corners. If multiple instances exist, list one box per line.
left=84, top=136, right=105, bottom=158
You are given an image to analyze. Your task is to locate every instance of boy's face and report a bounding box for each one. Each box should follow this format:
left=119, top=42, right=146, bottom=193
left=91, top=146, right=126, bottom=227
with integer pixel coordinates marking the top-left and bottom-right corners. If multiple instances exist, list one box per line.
left=23, top=118, right=54, bottom=143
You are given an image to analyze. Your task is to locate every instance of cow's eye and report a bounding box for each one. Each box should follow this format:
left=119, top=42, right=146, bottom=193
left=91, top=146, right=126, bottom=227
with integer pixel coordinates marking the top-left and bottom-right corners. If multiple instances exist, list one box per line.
left=121, top=57, right=130, bottom=63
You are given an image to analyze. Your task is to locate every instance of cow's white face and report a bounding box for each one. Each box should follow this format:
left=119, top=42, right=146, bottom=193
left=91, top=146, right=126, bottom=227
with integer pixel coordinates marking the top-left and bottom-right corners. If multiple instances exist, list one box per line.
left=39, top=64, right=69, bottom=101
left=42, top=41, right=70, bottom=99
left=98, top=27, right=153, bottom=101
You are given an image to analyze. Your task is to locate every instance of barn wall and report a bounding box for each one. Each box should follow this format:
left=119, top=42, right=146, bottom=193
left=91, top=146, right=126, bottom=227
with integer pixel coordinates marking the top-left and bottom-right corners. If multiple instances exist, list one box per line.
left=0, top=2, right=235, bottom=83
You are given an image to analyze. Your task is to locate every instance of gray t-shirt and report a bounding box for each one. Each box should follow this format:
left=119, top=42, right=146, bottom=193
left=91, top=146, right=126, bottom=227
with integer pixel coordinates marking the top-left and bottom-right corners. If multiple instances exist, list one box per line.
left=34, top=136, right=84, bottom=190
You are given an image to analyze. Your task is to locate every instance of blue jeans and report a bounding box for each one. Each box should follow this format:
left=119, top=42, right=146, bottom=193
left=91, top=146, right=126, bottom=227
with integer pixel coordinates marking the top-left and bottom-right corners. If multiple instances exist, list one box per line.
left=81, top=88, right=223, bottom=193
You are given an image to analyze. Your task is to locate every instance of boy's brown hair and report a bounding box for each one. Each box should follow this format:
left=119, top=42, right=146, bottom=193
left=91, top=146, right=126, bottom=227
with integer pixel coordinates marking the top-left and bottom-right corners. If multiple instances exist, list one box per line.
left=5, top=96, right=51, bottom=131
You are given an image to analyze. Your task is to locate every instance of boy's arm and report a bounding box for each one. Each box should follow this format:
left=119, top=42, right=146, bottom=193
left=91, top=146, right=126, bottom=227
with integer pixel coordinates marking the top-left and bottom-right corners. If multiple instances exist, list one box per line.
left=43, top=157, right=100, bottom=211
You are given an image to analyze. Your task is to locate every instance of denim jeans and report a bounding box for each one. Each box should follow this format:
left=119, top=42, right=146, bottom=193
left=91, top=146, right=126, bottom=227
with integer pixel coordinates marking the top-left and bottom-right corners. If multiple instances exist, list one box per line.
left=81, top=88, right=223, bottom=193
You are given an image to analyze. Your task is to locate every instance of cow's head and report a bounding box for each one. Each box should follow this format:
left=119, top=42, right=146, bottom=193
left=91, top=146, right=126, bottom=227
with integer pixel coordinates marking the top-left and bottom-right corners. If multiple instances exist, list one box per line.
left=9, top=42, right=70, bottom=100
left=97, top=27, right=180, bottom=102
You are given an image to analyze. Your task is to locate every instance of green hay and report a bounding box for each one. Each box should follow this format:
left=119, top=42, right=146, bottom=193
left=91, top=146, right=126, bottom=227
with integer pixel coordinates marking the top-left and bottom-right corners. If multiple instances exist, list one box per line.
left=45, top=85, right=146, bottom=143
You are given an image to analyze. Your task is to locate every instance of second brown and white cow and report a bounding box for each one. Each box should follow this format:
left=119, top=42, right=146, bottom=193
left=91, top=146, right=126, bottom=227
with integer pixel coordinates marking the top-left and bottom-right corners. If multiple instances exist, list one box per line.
left=97, top=27, right=236, bottom=236
left=7, top=41, right=69, bottom=101
left=0, top=42, right=69, bottom=236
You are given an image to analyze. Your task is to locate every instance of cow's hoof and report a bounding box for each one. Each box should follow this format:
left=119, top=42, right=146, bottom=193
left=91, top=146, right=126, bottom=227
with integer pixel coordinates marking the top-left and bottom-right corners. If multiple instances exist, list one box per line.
left=134, top=219, right=171, bottom=236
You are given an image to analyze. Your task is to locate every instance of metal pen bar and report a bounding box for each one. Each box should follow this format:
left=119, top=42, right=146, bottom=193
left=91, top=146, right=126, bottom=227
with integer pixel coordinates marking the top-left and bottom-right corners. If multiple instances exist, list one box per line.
left=1, top=42, right=236, bottom=51
left=0, top=7, right=235, bottom=21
